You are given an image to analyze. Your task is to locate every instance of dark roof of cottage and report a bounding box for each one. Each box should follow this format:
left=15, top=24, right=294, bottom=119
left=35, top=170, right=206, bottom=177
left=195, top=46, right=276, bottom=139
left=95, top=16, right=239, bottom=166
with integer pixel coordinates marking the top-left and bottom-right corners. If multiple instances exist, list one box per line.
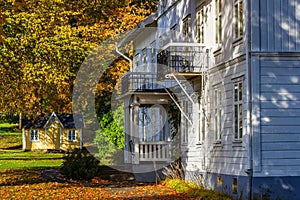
left=22, top=113, right=85, bottom=129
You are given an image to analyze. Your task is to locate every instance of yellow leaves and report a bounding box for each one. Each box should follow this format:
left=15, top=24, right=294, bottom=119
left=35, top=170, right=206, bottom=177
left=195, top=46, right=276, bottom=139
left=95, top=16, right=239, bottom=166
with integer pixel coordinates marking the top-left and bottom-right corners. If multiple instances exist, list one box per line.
left=0, top=169, right=191, bottom=200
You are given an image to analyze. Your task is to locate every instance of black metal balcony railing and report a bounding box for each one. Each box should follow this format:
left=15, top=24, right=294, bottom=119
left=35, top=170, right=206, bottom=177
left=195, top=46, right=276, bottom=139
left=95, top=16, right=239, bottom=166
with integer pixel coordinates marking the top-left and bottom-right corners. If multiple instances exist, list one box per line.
left=122, top=72, right=165, bottom=94
left=157, top=43, right=209, bottom=78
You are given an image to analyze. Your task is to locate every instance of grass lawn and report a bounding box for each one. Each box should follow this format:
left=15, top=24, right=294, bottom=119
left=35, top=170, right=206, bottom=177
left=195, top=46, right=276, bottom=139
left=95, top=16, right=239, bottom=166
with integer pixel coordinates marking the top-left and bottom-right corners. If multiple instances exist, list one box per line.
left=0, top=123, right=64, bottom=170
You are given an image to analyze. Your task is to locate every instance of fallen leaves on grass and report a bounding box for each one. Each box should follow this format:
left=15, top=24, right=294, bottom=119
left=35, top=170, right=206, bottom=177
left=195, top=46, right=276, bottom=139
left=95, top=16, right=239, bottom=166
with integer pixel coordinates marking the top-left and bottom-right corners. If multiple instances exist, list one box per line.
left=0, top=169, right=194, bottom=199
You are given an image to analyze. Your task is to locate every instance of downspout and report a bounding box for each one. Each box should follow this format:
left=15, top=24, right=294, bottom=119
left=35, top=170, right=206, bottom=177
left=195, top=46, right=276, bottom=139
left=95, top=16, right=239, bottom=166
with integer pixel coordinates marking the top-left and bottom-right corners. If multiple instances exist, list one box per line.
left=245, top=0, right=253, bottom=199
left=115, top=46, right=133, bottom=71
left=115, top=44, right=133, bottom=163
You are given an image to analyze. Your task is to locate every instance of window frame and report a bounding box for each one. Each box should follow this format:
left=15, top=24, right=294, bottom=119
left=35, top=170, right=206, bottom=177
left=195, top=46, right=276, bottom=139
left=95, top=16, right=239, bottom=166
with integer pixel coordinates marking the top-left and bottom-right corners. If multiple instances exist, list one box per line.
left=234, top=0, right=244, bottom=39
left=30, top=129, right=39, bottom=142
left=233, top=79, right=244, bottom=140
left=170, top=24, right=178, bottom=42
left=214, top=88, right=222, bottom=141
left=196, top=5, right=205, bottom=43
left=182, top=15, right=191, bottom=42
left=182, top=100, right=190, bottom=144
left=67, top=129, right=77, bottom=142
left=215, top=0, right=222, bottom=44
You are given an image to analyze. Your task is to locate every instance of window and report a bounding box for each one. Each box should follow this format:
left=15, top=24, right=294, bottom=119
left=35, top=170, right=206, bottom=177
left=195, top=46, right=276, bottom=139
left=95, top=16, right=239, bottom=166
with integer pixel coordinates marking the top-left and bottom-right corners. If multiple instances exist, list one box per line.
left=215, top=0, right=222, bottom=44
left=141, top=48, right=148, bottom=72
left=198, top=97, right=205, bottom=143
left=234, top=0, right=244, bottom=39
left=196, top=6, right=205, bottom=43
left=214, top=89, right=222, bottom=140
left=30, top=130, right=39, bottom=142
left=182, top=15, right=191, bottom=42
left=138, top=105, right=168, bottom=142
left=170, top=24, right=178, bottom=42
left=233, top=81, right=243, bottom=140
left=160, top=0, right=166, bottom=8
left=217, top=176, right=222, bottom=185
left=67, top=130, right=77, bottom=142
left=150, top=41, right=156, bottom=63
left=133, top=53, right=140, bottom=72
left=232, top=178, right=238, bottom=194
left=182, top=100, right=190, bottom=143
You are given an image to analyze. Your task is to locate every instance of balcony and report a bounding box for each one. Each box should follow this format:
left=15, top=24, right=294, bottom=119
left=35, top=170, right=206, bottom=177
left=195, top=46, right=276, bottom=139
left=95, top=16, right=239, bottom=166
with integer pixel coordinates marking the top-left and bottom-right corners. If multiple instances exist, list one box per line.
left=157, top=42, right=209, bottom=79
left=139, top=141, right=171, bottom=162
left=121, top=72, right=166, bottom=94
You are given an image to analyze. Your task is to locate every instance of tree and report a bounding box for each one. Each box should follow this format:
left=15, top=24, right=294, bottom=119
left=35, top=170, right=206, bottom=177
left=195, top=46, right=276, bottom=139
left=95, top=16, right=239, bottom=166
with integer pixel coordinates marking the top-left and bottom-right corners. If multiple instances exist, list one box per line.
left=94, top=105, right=124, bottom=163
left=0, top=0, right=157, bottom=117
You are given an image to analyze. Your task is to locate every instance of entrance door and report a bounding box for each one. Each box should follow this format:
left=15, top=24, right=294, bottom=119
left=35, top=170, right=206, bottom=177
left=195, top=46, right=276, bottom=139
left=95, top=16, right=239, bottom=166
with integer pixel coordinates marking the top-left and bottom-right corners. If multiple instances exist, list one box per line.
left=46, top=127, right=61, bottom=150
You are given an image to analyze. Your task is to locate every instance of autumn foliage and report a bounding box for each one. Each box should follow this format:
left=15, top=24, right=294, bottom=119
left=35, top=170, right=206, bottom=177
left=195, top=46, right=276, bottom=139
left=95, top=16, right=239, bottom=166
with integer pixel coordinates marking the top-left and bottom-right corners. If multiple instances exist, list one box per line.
left=0, top=169, right=195, bottom=199
left=0, top=0, right=157, bottom=116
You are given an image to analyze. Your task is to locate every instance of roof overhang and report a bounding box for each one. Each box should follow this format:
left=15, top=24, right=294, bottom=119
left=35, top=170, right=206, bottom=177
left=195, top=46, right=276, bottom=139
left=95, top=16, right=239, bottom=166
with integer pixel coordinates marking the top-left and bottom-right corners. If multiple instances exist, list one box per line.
left=117, top=12, right=158, bottom=48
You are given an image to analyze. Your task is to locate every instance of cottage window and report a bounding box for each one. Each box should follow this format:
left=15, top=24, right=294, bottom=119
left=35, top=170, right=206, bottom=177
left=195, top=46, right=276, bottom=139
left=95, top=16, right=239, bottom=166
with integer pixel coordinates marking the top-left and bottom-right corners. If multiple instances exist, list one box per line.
left=196, top=6, right=205, bottom=43
left=67, top=130, right=76, bottom=142
left=232, top=178, right=238, bottom=194
left=214, top=88, right=222, bottom=140
left=233, top=81, right=243, bottom=140
left=30, top=130, right=39, bottom=142
left=234, top=0, right=244, bottom=39
left=215, top=0, right=222, bottom=44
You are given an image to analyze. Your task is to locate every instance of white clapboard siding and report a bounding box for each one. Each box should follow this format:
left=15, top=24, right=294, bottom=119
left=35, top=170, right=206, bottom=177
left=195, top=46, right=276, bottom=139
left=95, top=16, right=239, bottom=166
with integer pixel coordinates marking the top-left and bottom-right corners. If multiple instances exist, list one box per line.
left=259, top=57, right=300, bottom=174
left=252, top=0, right=300, bottom=52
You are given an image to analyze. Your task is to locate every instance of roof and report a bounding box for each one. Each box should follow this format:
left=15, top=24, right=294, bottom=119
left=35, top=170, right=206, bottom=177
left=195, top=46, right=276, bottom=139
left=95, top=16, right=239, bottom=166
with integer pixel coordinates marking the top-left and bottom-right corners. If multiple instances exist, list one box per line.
left=22, top=112, right=85, bottom=129
left=117, top=12, right=158, bottom=48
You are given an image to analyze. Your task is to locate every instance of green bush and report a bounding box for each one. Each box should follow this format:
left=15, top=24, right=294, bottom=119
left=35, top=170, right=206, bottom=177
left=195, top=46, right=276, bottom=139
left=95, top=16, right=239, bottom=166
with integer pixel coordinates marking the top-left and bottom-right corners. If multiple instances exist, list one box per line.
left=61, top=148, right=100, bottom=180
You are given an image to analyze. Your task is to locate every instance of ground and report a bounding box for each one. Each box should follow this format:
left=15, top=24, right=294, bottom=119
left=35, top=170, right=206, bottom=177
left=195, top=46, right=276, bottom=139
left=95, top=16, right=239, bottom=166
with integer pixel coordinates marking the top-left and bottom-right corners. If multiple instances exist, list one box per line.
left=0, top=168, right=195, bottom=199
left=0, top=123, right=231, bottom=199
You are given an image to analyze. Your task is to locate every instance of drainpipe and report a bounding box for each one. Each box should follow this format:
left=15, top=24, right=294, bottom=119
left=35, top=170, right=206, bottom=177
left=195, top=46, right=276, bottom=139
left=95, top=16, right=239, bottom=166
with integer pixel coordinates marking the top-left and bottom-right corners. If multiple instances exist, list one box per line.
left=245, top=0, right=253, bottom=199
left=115, top=44, right=133, bottom=164
left=115, top=45, right=133, bottom=71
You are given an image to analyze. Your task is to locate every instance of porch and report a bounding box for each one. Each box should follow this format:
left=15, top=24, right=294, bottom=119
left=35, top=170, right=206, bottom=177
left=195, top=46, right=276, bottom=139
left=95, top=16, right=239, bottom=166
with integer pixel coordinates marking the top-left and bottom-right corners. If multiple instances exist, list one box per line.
left=137, top=141, right=171, bottom=162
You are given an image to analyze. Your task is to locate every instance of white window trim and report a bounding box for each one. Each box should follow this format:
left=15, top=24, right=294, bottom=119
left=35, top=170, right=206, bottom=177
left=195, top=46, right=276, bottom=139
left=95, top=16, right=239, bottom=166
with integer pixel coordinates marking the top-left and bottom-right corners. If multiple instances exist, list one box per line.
left=234, top=0, right=244, bottom=40
left=182, top=15, right=191, bottom=42
left=215, top=0, right=222, bottom=44
left=182, top=100, right=190, bottom=144
left=197, top=96, right=206, bottom=144
left=196, top=5, right=205, bottom=43
left=170, top=24, right=178, bottom=42
left=233, top=78, right=244, bottom=141
left=67, top=130, right=77, bottom=142
left=30, top=129, right=39, bottom=142
left=214, top=88, right=222, bottom=141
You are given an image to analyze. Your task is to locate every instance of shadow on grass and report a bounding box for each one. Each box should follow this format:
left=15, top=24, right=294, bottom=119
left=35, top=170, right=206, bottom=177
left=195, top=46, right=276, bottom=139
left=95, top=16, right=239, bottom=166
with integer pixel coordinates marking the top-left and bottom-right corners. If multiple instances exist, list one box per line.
left=0, top=145, right=22, bottom=150
left=0, top=157, right=63, bottom=160
left=0, top=125, right=21, bottom=135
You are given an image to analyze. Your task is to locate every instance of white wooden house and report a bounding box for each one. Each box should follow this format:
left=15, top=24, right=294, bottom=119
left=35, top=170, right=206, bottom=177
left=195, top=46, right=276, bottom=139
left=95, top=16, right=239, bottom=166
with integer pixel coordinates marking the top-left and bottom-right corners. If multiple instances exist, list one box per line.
left=117, top=0, right=300, bottom=198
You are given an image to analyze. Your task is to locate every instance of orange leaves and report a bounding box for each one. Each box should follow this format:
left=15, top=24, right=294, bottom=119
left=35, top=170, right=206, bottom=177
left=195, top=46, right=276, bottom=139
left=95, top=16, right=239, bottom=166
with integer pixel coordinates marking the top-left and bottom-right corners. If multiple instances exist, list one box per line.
left=0, top=169, right=193, bottom=200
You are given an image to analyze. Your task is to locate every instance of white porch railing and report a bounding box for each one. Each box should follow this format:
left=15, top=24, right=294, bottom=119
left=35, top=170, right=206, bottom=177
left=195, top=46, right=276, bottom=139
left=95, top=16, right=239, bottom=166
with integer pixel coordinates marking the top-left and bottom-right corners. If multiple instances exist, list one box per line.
left=139, top=141, right=171, bottom=162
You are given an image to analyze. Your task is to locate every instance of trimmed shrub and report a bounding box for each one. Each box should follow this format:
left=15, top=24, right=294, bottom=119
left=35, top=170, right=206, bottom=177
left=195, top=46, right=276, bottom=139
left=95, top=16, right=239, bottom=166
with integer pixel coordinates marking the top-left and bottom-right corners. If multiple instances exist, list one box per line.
left=61, top=148, right=100, bottom=180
